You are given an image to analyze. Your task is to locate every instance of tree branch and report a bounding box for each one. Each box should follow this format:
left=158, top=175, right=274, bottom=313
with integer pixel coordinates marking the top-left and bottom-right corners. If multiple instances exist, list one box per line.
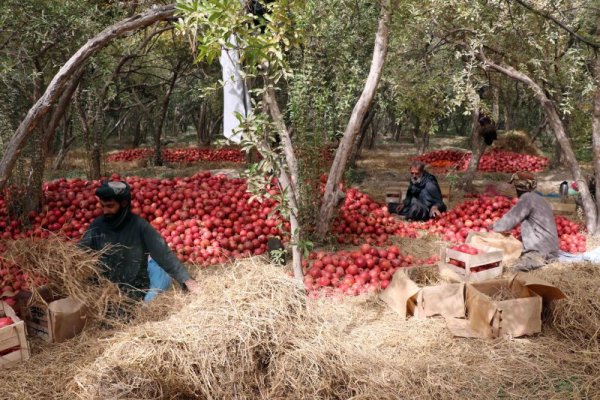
left=512, top=0, right=600, bottom=49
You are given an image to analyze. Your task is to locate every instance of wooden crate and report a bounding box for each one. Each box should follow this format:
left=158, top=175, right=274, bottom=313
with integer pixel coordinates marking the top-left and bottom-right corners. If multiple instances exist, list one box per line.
left=0, top=301, right=30, bottom=369
left=386, top=185, right=406, bottom=203
left=439, top=243, right=503, bottom=282
left=548, top=200, right=577, bottom=216
left=386, top=183, right=451, bottom=203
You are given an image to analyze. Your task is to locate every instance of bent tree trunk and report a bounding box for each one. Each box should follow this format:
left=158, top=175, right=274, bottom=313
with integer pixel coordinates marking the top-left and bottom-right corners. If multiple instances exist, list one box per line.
left=483, top=55, right=598, bottom=233
left=458, top=99, right=483, bottom=192
left=0, top=4, right=176, bottom=191
left=316, top=0, right=391, bottom=240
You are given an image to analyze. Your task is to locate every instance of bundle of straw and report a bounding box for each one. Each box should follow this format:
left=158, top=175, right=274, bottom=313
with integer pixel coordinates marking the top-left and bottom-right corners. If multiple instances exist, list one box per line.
left=2, top=236, right=125, bottom=320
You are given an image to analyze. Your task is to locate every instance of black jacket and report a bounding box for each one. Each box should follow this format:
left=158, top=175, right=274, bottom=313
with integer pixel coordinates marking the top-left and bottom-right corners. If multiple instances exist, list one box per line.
left=80, top=212, right=191, bottom=299
left=401, top=172, right=447, bottom=213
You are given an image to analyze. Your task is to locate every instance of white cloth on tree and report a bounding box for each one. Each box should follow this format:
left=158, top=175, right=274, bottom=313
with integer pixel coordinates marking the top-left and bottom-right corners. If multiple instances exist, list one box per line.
left=219, top=35, right=252, bottom=144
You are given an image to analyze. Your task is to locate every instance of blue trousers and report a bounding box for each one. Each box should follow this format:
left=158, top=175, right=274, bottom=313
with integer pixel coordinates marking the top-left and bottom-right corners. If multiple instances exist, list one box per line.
left=144, top=258, right=173, bottom=302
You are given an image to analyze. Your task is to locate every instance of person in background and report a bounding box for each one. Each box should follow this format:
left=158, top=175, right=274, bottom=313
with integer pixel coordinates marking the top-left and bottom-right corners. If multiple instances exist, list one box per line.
left=80, top=180, right=201, bottom=300
left=397, top=161, right=446, bottom=221
left=492, top=171, right=559, bottom=271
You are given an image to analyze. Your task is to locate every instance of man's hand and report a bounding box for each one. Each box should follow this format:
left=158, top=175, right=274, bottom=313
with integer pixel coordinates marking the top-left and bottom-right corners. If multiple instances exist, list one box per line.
left=184, top=279, right=201, bottom=295
left=429, top=205, right=441, bottom=218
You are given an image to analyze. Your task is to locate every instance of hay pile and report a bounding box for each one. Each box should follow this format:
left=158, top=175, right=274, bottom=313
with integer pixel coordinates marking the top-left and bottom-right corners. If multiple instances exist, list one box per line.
left=2, top=237, right=124, bottom=320
left=492, top=130, right=543, bottom=156
left=3, top=258, right=600, bottom=399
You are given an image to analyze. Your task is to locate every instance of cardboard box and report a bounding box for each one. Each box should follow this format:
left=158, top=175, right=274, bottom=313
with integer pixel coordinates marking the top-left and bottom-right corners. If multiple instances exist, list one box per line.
left=380, top=269, right=466, bottom=319
left=446, top=273, right=566, bottom=339
left=439, top=243, right=503, bottom=282
left=18, top=288, right=87, bottom=343
left=0, top=300, right=30, bottom=369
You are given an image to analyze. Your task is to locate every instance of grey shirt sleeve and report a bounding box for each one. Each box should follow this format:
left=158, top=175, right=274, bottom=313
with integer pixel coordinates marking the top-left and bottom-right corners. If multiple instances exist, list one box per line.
left=141, top=221, right=191, bottom=284
left=492, top=196, right=531, bottom=233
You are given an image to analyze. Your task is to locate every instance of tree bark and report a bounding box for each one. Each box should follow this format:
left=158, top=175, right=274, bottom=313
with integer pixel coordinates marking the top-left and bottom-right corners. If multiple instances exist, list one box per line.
left=458, top=99, right=484, bottom=192
left=482, top=54, right=597, bottom=232
left=492, top=86, right=500, bottom=122
left=418, top=130, right=429, bottom=155
left=316, top=0, right=392, bottom=240
left=153, top=60, right=181, bottom=166
left=367, top=116, right=379, bottom=150
left=131, top=117, right=143, bottom=147
left=349, top=104, right=376, bottom=167
left=591, top=48, right=600, bottom=233
left=411, top=116, right=420, bottom=144
left=75, top=90, right=101, bottom=180
left=24, top=70, right=83, bottom=213
left=263, top=87, right=303, bottom=280
left=0, top=4, right=176, bottom=190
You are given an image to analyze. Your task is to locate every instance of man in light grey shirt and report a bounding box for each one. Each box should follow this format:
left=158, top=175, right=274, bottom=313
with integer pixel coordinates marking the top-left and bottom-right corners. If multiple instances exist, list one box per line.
left=492, top=171, right=559, bottom=271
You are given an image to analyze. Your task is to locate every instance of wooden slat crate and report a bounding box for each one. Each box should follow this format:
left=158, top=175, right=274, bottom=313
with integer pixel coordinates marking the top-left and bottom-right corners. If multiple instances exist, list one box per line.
left=439, top=243, right=503, bottom=282
left=0, top=301, right=30, bottom=369
left=548, top=199, right=577, bottom=216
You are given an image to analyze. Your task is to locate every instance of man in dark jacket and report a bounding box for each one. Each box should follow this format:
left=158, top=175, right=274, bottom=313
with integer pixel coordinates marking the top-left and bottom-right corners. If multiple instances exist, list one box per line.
left=80, top=180, right=201, bottom=300
left=492, top=171, right=559, bottom=271
left=398, top=161, right=447, bottom=221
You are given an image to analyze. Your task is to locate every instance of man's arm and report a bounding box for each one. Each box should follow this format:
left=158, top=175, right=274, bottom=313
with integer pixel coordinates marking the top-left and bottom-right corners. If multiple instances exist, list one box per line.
left=423, top=179, right=445, bottom=209
left=141, top=222, right=199, bottom=293
left=492, top=197, right=531, bottom=232
left=78, top=223, right=98, bottom=250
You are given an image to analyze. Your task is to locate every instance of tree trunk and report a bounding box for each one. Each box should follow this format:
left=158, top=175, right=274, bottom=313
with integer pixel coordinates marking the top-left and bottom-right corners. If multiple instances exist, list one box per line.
left=153, top=62, right=180, bottom=166
left=418, top=130, right=429, bottom=154
left=393, top=123, right=401, bottom=141
left=131, top=117, right=143, bottom=147
left=591, top=49, right=600, bottom=233
left=52, top=121, right=76, bottom=171
left=458, top=99, right=484, bottom=192
left=492, top=86, right=500, bottom=122
left=367, top=116, right=379, bottom=149
left=75, top=91, right=101, bottom=180
left=316, top=0, right=391, bottom=240
left=411, top=116, right=420, bottom=144
left=529, top=117, right=548, bottom=144
left=482, top=55, right=597, bottom=232
left=0, top=5, right=176, bottom=190
left=349, top=104, right=376, bottom=167
left=24, top=71, right=82, bottom=213
left=263, top=87, right=302, bottom=280
left=194, top=103, right=208, bottom=146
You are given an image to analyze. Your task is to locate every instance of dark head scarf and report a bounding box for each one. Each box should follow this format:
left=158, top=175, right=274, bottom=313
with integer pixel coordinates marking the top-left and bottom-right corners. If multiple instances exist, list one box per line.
left=95, top=180, right=132, bottom=228
left=509, top=171, right=537, bottom=192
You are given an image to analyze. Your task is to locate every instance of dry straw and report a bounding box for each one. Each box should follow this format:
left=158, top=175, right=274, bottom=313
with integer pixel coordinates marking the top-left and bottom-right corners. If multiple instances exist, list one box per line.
left=2, top=258, right=600, bottom=399
left=2, top=235, right=127, bottom=320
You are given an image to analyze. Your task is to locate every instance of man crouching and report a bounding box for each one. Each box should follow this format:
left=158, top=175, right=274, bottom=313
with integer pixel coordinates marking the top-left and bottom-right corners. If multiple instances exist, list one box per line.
left=397, top=161, right=447, bottom=221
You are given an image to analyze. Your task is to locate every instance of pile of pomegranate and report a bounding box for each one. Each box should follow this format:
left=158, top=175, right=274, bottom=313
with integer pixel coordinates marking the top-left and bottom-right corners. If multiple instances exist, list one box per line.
left=106, top=148, right=246, bottom=163
left=303, top=243, right=437, bottom=297
left=331, top=188, right=418, bottom=245
left=416, top=149, right=548, bottom=173
left=408, top=195, right=586, bottom=253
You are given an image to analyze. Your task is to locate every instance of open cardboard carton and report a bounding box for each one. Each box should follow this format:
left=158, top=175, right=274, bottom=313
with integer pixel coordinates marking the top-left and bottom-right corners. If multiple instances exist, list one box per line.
left=380, top=269, right=465, bottom=320
left=381, top=270, right=566, bottom=339
left=17, top=286, right=87, bottom=343
left=447, top=273, right=565, bottom=338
